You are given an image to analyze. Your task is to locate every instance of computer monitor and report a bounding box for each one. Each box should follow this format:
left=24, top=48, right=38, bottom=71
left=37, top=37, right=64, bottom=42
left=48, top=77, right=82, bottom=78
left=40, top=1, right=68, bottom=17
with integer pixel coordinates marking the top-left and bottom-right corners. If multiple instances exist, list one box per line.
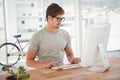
left=80, top=23, right=111, bottom=68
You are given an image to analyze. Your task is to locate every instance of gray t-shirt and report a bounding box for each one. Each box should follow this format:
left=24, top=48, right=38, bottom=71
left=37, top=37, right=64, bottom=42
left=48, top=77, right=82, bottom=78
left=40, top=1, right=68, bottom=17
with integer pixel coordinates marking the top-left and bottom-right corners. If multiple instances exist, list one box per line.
left=28, top=27, right=71, bottom=64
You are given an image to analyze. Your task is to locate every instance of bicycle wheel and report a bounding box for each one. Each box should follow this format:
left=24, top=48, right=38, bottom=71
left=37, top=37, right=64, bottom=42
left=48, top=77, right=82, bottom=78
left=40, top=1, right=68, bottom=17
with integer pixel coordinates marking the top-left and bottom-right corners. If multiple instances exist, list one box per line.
left=0, top=43, right=20, bottom=67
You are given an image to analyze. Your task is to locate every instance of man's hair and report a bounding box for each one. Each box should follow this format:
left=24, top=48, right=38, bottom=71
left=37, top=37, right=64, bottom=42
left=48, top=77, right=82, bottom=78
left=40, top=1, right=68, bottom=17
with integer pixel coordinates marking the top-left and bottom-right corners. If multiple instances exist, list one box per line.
left=46, top=3, right=65, bottom=21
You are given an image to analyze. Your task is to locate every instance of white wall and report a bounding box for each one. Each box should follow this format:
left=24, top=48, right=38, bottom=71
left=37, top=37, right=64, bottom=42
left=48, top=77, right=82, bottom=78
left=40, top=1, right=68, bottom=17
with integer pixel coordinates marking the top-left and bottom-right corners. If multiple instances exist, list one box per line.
left=74, top=0, right=83, bottom=57
left=5, top=0, right=17, bottom=41
left=0, top=0, right=6, bottom=44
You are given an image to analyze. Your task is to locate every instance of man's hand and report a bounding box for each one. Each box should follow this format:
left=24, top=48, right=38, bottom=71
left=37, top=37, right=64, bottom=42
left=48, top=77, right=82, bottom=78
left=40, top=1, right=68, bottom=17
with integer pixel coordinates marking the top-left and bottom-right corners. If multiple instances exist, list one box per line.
left=68, top=57, right=81, bottom=64
left=46, top=61, right=60, bottom=68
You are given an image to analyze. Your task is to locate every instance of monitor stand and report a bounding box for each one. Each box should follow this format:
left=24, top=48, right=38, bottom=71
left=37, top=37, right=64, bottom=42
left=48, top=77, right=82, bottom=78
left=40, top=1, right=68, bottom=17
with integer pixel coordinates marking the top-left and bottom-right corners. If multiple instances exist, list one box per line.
left=87, top=44, right=110, bottom=72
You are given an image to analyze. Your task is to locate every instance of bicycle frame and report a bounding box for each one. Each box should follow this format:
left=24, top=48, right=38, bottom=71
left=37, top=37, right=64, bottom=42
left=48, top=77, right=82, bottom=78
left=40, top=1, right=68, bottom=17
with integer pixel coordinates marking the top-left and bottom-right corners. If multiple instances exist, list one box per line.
left=14, top=38, right=29, bottom=56
left=16, top=38, right=28, bottom=50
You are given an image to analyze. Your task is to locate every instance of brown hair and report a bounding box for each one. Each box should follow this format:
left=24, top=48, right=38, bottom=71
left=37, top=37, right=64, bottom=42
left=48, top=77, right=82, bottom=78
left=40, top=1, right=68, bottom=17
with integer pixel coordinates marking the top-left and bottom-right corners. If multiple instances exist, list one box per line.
left=46, top=3, right=65, bottom=21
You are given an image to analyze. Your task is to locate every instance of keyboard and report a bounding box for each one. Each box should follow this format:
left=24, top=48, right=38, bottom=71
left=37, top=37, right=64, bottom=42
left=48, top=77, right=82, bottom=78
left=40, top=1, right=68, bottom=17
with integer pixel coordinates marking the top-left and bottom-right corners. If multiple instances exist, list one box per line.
left=51, top=63, right=81, bottom=70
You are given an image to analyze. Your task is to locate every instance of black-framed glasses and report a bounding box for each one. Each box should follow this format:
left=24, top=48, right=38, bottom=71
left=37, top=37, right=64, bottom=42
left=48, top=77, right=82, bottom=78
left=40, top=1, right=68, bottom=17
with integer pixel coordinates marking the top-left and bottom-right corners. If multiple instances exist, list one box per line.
left=52, top=16, right=65, bottom=22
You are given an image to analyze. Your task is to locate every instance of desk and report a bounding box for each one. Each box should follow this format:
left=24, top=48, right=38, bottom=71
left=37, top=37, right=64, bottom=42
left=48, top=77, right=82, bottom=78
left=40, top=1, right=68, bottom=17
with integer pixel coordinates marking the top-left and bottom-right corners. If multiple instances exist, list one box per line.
left=0, top=58, right=120, bottom=80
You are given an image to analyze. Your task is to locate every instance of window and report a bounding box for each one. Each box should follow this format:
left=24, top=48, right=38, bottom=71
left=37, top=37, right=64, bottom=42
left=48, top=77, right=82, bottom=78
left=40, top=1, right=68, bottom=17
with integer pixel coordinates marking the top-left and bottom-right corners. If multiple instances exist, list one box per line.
left=81, top=0, right=120, bottom=51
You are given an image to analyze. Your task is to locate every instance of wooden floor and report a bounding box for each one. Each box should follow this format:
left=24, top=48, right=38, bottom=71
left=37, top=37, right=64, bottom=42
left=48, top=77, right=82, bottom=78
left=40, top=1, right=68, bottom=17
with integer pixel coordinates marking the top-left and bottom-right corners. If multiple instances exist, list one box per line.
left=0, top=57, right=120, bottom=80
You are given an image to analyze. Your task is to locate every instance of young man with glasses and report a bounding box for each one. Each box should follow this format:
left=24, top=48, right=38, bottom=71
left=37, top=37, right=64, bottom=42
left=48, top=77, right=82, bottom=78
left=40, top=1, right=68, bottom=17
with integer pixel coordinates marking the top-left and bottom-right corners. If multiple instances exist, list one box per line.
left=26, top=3, right=80, bottom=69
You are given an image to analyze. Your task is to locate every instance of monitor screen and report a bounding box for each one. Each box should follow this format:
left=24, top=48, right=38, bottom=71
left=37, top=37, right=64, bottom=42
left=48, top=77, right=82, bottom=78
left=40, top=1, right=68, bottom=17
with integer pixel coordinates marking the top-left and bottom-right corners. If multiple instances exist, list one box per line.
left=80, top=23, right=111, bottom=67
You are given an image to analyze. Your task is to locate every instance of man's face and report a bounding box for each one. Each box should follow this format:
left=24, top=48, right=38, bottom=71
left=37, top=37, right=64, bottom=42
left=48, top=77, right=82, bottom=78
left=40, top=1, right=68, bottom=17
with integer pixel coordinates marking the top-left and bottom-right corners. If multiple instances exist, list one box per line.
left=48, top=14, right=65, bottom=29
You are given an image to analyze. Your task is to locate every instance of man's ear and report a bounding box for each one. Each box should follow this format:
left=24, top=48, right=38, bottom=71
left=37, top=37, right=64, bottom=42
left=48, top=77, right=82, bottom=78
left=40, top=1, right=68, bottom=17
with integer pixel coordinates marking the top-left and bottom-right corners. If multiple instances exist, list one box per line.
left=48, top=15, right=52, bottom=21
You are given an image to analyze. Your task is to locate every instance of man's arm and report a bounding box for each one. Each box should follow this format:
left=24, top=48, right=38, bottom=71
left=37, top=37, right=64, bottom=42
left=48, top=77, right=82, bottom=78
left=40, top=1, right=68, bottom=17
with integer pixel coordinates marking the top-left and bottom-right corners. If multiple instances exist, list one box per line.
left=26, top=51, right=60, bottom=69
left=65, top=49, right=80, bottom=64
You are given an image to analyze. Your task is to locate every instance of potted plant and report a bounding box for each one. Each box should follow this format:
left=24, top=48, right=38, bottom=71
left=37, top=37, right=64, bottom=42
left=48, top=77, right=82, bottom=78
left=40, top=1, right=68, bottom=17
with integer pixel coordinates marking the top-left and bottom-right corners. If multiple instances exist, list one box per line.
left=2, top=65, right=30, bottom=80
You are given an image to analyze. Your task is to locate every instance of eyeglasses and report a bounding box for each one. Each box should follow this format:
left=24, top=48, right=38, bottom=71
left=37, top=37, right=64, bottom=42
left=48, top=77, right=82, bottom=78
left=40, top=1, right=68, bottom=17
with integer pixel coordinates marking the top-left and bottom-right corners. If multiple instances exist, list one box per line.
left=52, top=16, right=65, bottom=22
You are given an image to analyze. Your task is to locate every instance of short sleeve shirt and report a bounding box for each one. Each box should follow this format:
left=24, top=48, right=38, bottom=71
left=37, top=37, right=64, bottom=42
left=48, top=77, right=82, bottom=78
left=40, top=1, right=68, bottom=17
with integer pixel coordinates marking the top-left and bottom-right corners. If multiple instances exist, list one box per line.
left=28, top=27, right=71, bottom=64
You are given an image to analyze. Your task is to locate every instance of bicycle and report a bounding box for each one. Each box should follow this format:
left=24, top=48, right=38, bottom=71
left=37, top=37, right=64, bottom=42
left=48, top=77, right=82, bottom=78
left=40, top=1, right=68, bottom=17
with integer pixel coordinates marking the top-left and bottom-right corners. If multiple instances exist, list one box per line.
left=0, top=34, right=29, bottom=67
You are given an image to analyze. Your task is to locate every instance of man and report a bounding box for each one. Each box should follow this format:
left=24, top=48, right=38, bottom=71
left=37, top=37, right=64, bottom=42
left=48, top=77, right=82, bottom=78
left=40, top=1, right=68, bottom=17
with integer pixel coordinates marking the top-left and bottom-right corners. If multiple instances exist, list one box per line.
left=26, top=3, right=80, bottom=69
